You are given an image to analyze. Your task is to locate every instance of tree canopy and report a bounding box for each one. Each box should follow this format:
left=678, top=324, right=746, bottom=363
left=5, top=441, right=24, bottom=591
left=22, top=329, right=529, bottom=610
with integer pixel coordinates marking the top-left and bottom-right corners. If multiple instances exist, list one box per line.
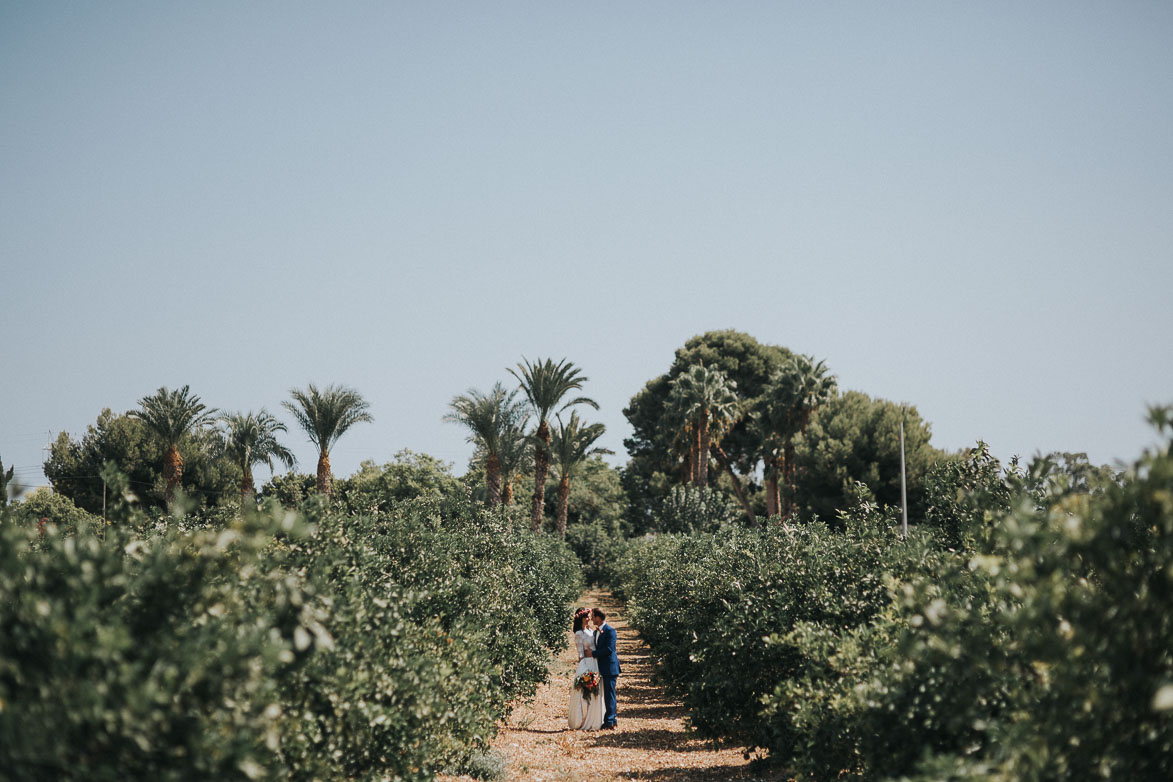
left=549, top=411, right=612, bottom=537
left=509, top=357, right=597, bottom=532
left=791, top=390, right=942, bottom=523
left=284, top=383, right=373, bottom=496
left=219, top=410, right=295, bottom=508
left=623, top=330, right=793, bottom=527
left=130, top=385, right=219, bottom=503
left=43, top=409, right=238, bottom=511
left=445, top=382, right=527, bottom=508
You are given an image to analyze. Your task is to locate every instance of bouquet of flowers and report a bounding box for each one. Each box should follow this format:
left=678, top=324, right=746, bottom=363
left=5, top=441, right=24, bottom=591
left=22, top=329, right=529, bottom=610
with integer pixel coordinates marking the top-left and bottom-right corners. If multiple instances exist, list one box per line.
left=574, top=671, right=601, bottom=701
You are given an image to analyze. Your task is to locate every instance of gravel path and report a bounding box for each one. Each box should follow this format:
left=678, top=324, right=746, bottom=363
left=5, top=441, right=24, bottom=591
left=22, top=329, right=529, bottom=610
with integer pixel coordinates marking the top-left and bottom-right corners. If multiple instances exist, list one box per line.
left=451, top=589, right=790, bottom=781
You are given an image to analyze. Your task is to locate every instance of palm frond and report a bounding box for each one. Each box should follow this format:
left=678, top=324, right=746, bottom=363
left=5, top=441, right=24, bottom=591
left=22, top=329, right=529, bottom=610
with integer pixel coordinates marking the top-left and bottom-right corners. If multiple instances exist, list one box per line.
left=444, top=382, right=526, bottom=456
left=283, top=383, right=373, bottom=452
left=220, top=409, right=296, bottom=473
left=130, top=385, right=218, bottom=447
left=755, top=354, right=838, bottom=439
left=550, top=411, right=613, bottom=480
left=508, top=357, right=597, bottom=427
left=667, top=364, right=742, bottom=443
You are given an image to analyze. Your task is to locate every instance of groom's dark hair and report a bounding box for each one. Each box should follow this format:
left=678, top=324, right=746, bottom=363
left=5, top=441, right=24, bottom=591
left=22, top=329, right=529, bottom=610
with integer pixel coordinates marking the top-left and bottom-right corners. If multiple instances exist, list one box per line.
left=591, top=608, right=607, bottom=621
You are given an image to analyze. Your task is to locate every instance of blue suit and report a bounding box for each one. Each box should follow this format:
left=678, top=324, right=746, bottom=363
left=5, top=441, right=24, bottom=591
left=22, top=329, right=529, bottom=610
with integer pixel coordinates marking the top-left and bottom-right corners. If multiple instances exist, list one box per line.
left=595, top=623, right=620, bottom=726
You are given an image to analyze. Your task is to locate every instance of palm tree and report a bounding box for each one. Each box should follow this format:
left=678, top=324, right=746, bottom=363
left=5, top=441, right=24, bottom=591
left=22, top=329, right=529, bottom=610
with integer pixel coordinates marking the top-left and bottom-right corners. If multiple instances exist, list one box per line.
left=668, top=365, right=741, bottom=489
left=497, top=417, right=531, bottom=507
left=662, top=387, right=699, bottom=484
left=219, top=410, right=296, bottom=509
left=130, top=385, right=218, bottom=504
left=549, top=412, right=613, bottom=538
left=444, top=382, right=527, bottom=507
left=508, top=357, right=597, bottom=532
left=751, top=407, right=787, bottom=519
left=283, top=383, right=373, bottom=497
left=754, top=355, right=837, bottom=518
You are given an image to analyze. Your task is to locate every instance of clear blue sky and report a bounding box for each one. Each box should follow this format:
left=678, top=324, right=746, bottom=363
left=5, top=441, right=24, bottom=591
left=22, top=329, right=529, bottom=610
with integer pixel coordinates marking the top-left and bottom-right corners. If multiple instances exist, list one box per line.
left=3, top=2, right=1171, bottom=492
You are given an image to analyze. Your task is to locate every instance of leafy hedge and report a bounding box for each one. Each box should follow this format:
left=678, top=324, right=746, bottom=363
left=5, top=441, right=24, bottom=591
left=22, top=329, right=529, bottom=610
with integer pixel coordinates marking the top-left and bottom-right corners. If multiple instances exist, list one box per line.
left=618, top=411, right=1173, bottom=780
left=566, top=519, right=630, bottom=586
left=277, top=494, right=581, bottom=780
left=614, top=507, right=935, bottom=753
left=0, top=475, right=581, bottom=781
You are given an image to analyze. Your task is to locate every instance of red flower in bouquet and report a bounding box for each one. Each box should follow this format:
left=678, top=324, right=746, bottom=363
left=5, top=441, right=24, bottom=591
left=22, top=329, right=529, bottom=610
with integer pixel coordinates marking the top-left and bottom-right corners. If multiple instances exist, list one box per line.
left=574, top=671, right=601, bottom=701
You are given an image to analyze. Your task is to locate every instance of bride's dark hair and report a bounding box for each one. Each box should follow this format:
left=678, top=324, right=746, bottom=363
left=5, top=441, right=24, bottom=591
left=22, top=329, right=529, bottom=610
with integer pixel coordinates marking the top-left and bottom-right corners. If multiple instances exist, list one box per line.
left=572, top=606, right=590, bottom=632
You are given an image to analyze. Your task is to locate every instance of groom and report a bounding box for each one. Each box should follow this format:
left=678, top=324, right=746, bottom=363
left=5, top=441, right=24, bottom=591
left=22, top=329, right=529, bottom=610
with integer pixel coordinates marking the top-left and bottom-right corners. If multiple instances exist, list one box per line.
left=591, top=607, right=621, bottom=729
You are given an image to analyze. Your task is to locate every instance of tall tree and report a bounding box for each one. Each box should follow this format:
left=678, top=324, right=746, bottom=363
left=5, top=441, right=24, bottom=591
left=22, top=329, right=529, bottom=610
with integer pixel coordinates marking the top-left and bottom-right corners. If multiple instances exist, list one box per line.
left=754, top=355, right=837, bottom=518
left=793, top=391, right=940, bottom=523
left=43, top=409, right=237, bottom=511
left=0, top=454, right=13, bottom=507
left=549, top=412, right=613, bottom=538
left=130, top=386, right=218, bottom=504
left=219, top=410, right=296, bottom=509
left=496, top=417, right=531, bottom=507
left=667, top=364, right=742, bottom=488
left=508, top=358, right=597, bottom=532
left=283, top=384, right=373, bottom=497
left=444, top=382, right=527, bottom=507
left=623, top=330, right=793, bottom=526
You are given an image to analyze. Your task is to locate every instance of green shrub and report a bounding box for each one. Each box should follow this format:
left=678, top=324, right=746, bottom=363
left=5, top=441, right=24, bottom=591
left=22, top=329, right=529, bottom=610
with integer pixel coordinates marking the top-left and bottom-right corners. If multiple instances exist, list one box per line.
left=273, top=494, right=580, bottom=780
left=0, top=502, right=322, bottom=781
left=0, top=467, right=582, bottom=781
left=656, top=485, right=740, bottom=534
left=617, top=506, right=918, bottom=750
left=921, top=442, right=1022, bottom=550
left=621, top=410, right=1173, bottom=780
left=5, top=488, right=103, bottom=537
left=911, top=416, right=1173, bottom=779
left=762, top=539, right=999, bottom=779
left=566, top=519, right=629, bottom=586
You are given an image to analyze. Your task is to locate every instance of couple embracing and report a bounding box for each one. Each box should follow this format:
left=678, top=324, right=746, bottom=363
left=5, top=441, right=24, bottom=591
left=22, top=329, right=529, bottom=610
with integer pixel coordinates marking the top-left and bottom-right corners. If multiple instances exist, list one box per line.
left=568, top=607, right=621, bottom=731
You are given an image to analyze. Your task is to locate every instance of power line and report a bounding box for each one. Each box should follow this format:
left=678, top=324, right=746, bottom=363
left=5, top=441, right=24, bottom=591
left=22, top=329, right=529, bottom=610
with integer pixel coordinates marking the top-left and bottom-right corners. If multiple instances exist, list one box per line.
left=27, top=472, right=233, bottom=497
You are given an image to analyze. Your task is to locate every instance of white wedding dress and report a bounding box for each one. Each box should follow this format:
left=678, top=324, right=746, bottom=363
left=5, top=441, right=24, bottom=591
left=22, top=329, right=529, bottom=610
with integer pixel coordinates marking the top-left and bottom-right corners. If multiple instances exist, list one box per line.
left=567, top=629, right=605, bottom=730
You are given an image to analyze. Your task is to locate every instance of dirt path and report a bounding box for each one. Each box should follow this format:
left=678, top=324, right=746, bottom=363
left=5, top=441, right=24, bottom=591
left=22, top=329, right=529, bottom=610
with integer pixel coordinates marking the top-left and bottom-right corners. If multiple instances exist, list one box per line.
left=452, top=589, right=789, bottom=781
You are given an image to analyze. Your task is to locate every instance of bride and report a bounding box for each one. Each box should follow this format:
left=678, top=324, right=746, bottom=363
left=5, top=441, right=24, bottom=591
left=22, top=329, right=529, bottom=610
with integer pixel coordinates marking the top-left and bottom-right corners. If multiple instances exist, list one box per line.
left=568, top=607, right=605, bottom=731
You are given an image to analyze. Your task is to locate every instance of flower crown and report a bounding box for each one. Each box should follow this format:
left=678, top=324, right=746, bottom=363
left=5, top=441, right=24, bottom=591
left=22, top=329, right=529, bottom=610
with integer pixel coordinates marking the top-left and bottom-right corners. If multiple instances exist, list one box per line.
left=574, top=607, right=591, bottom=619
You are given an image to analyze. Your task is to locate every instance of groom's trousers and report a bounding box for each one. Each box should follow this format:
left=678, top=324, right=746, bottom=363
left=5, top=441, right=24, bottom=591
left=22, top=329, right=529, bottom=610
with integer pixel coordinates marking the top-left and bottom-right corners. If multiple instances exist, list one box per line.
left=601, top=673, right=618, bottom=726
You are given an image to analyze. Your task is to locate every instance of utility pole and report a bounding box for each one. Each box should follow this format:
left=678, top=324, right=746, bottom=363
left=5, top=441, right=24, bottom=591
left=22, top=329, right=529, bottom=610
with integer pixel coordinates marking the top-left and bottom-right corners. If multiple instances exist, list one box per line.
left=899, top=418, right=908, bottom=539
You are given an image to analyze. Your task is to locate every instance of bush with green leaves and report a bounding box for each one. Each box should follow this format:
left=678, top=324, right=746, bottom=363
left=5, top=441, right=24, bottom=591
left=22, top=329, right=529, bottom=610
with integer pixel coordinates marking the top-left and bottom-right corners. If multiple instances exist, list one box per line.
left=615, top=502, right=924, bottom=750
left=760, top=537, right=995, bottom=779
left=920, top=441, right=1025, bottom=550
left=887, top=415, right=1173, bottom=780
left=275, top=493, right=581, bottom=780
left=4, top=487, right=103, bottom=537
left=566, top=518, right=629, bottom=586
left=0, top=466, right=582, bottom=781
left=0, top=490, right=323, bottom=781
left=621, top=412, right=1173, bottom=780
left=656, top=485, right=740, bottom=534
